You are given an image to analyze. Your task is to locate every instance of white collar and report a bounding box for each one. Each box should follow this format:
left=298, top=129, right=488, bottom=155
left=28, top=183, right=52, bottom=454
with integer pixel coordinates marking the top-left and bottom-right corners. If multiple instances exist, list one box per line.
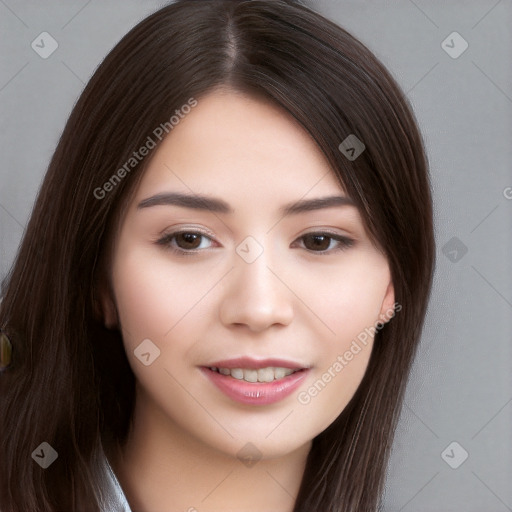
left=102, top=451, right=133, bottom=511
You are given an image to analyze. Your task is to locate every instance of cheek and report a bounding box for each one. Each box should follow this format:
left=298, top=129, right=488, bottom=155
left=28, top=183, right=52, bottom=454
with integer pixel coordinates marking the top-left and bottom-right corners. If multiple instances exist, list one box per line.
left=291, top=253, right=389, bottom=345
left=111, top=245, right=214, bottom=344
left=110, top=244, right=214, bottom=401
left=291, top=253, right=389, bottom=427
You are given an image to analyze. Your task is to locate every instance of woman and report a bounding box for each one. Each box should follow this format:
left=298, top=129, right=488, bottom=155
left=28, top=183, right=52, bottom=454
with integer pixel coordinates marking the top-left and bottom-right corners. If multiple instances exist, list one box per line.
left=0, top=0, right=435, bottom=510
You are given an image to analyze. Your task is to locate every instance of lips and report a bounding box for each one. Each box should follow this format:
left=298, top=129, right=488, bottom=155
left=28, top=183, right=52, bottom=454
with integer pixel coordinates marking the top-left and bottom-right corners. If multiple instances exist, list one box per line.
left=200, top=356, right=310, bottom=405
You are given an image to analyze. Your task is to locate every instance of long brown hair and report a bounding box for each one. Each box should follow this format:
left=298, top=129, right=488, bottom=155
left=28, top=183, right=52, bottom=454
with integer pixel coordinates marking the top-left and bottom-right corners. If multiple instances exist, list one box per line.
left=0, top=1, right=435, bottom=510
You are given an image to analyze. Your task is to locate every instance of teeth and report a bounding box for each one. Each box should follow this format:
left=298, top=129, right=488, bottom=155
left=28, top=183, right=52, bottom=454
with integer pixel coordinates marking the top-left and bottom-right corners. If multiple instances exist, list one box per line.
left=244, top=369, right=258, bottom=383
left=258, top=367, right=275, bottom=382
left=274, top=367, right=286, bottom=380
left=231, top=368, right=244, bottom=380
left=211, top=366, right=297, bottom=382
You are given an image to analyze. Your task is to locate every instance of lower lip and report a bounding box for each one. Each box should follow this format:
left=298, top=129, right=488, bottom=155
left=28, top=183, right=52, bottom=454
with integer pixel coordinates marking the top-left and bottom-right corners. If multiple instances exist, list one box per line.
left=200, top=367, right=309, bottom=405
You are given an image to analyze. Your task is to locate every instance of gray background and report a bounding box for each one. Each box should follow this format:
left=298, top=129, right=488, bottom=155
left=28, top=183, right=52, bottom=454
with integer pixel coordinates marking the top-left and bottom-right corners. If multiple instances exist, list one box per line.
left=1, top=1, right=511, bottom=511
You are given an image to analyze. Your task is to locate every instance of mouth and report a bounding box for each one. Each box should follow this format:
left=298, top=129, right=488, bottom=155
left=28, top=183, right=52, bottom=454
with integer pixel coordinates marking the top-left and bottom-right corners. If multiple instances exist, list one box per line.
left=200, top=357, right=310, bottom=405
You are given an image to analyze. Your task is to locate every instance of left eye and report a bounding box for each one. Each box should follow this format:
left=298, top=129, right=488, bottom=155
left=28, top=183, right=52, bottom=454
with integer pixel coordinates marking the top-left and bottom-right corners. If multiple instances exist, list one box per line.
left=296, top=233, right=354, bottom=253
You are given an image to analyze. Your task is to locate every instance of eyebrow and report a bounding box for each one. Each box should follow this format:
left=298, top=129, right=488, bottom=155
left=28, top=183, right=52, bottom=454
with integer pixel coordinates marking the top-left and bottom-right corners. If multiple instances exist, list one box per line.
left=137, top=192, right=355, bottom=215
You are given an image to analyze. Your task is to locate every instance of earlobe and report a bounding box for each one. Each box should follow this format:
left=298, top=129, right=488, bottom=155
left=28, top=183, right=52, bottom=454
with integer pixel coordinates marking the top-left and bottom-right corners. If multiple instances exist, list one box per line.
left=93, top=282, right=119, bottom=329
left=378, top=280, right=396, bottom=324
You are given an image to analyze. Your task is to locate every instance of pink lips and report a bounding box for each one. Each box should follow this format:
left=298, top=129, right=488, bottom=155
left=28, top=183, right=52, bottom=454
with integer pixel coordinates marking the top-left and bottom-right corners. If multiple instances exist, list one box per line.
left=200, top=357, right=310, bottom=406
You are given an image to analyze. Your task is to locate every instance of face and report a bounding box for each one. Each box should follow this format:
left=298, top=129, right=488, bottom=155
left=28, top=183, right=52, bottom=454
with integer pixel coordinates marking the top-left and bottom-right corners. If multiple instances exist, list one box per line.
left=101, top=88, right=395, bottom=460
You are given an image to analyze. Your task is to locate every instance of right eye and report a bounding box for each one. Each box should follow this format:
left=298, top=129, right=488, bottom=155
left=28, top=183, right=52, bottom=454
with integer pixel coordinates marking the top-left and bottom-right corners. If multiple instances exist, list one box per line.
left=155, top=230, right=215, bottom=254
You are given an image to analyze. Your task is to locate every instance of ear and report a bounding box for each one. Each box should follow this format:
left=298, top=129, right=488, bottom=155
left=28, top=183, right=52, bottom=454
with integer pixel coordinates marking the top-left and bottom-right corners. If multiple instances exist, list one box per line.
left=93, top=280, right=119, bottom=330
left=378, top=279, right=396, bottom=324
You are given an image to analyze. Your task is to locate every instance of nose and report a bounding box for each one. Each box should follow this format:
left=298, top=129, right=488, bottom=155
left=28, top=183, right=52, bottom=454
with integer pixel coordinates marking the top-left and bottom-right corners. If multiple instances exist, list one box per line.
left=218, top=246, right=294, bottom=333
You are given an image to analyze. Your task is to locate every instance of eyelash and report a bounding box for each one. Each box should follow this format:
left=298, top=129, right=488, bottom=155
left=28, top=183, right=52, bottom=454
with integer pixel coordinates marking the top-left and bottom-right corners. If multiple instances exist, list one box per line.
left=154, top=229, right=355, bottom=256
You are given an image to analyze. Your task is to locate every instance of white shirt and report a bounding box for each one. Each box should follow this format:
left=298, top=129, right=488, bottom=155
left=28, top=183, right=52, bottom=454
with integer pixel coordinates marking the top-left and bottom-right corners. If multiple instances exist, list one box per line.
left=103, top=452, right=132, bottom=511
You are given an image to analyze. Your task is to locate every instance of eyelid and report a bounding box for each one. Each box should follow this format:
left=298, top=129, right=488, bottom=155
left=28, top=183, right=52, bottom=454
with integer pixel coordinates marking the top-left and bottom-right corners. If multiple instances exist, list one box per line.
left=298, top=227, right=353, bottom=239
left=157, top=225, right=217, bottom=240
left=157, top=226, right=354, bottom=240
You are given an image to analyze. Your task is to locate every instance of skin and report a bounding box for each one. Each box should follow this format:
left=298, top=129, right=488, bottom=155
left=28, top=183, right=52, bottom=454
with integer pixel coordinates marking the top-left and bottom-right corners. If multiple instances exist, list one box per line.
left=100, top=88, right=395, bottom=512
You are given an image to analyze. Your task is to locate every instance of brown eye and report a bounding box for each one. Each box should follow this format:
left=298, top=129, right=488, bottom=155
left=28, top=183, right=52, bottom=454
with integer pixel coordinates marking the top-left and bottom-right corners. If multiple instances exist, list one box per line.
left=156, top=230, right=214, bottom=253
left=175, top=232, right=202, bottom=249
left=303, top=234, right=332, bottom=251
left=298, top=232, right=355, bottom=254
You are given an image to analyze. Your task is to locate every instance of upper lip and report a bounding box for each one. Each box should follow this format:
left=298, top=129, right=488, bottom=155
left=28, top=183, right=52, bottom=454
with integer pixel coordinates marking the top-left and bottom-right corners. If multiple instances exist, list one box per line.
left=203, top=357, right=309, bottom=370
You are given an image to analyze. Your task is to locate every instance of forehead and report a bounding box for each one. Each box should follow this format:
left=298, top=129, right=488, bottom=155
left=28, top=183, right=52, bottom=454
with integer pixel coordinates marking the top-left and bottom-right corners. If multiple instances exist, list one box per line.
left=133, top=88, right=346, bottom=202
